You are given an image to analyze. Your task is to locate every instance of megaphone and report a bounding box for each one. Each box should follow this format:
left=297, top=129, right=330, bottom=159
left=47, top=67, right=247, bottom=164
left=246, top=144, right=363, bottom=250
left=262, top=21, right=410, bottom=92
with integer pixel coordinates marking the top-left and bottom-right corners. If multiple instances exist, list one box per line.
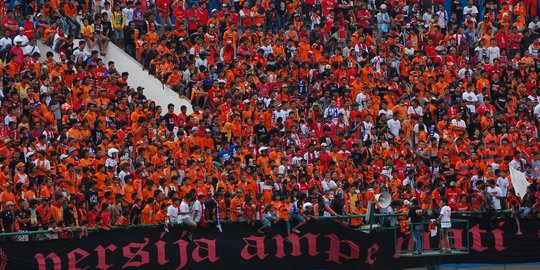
left=374, top=192, right=392, bottom=208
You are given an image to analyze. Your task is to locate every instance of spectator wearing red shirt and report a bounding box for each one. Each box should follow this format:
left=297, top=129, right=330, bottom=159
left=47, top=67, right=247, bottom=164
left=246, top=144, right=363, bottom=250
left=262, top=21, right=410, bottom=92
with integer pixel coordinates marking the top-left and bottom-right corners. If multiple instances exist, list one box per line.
left=157, top=0, right=172, bottom=26
left=186, top=4, right=199, bottom=33
left=239, top=1, right=253, bottom=31
left=476, top=98, right=497, bottom=116
left=99, top=204, right=112, bottom=226
left=197, top=2, right=210, bottom=29
left=357, top=3, right=371, bottom=29
left=36, top=197, right=51, bottom=225
left=87, top=203, right=99, bottom=228
left=9, top=40, right=24, bottom=65
left=445, top=182, right=462, bottom=210
left=2, top=10, right=18, bottom=36
left=455, top=195, right=470, bottom=211
left=507, top=27, right=522, bottom=58
left=173, top=3, right=186, bottom=28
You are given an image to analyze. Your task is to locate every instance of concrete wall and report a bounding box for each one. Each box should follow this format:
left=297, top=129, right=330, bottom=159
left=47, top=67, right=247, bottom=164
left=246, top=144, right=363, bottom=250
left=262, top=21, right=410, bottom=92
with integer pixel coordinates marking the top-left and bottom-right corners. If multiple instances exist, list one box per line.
left=37, top=41, right=193, bottom=114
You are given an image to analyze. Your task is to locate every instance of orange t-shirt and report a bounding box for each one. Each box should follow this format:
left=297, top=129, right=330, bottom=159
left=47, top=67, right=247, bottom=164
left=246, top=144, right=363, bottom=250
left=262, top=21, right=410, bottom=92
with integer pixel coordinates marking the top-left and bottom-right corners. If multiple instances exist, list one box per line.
left=141, top=204, right=154, bottom=225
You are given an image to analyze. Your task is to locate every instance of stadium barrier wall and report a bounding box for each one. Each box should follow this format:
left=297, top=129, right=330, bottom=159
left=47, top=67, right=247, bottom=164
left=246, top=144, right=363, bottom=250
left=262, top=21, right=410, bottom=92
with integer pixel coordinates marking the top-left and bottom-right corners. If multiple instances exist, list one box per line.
left=0, top=213, right=539, bottom=270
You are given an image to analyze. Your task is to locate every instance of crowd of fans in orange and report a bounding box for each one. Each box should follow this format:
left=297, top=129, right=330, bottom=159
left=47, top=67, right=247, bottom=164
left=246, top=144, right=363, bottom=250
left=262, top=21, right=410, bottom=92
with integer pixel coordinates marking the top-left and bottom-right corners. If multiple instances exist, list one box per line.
left=0, top=0, right=539, bottom=241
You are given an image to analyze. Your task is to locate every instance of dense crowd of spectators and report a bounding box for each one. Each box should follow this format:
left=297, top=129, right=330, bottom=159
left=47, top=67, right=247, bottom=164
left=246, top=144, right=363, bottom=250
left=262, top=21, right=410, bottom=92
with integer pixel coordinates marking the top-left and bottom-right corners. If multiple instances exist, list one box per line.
left=0, top=0, right=540, bottom=242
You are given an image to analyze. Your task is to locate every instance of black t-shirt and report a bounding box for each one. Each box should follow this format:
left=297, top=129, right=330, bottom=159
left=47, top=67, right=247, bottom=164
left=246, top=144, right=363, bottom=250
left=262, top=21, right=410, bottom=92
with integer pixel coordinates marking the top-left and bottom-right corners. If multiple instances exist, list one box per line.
left=0, top=210, right=15, bottom=232
left=14, top=209, right=30, bottom=231
left=350, top=150, right=362, bottom=167
left=59, top=41, right=74, bottom=58
left=163, top=112, right=178, bottom=131
left=254, top=123, right=268, bottom=143
left=64, top=206, right=76, bottom=226
left=130, top=204, right=141, bottom=224
left=102, top=21, right=112, bottom=37
left=440, top=163, right=457, bottom=183
left=494, top=119, right=508, bottom=134
left=124, top=27, right=136, bottom=45
left=204, top=198, right=217, bottom=221
left=94, top=23, right=104, bottom=34
left=86, top=189, right=99, bottom=205
left=92, top=127, right=105, bottom=144
left=408, top=205, right=423, bottom=223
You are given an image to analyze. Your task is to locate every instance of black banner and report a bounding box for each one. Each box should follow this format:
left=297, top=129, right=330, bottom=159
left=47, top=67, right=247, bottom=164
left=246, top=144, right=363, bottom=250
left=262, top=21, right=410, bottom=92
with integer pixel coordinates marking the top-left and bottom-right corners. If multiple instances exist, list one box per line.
left=0, top=218, right=539, bottom=270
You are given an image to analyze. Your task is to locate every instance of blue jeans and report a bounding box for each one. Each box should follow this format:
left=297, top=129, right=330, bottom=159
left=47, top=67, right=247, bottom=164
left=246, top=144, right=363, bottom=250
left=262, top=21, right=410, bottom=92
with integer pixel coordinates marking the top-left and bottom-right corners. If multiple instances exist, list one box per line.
left=125, top=44, right=135, bottom=58
left=412, top=225, right=423, bottom=252
left=520, top=207, right=532, bottom=217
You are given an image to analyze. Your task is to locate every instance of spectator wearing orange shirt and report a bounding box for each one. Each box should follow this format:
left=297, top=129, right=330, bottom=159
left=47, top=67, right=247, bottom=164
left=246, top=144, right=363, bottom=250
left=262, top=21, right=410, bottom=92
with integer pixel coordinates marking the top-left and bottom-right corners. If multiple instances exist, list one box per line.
left=141, top=197, right=155, bottom=225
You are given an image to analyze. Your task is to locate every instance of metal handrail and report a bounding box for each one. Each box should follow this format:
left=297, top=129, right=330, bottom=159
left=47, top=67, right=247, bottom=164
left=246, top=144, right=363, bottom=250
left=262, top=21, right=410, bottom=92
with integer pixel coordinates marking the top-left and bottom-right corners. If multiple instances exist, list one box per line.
left=0, top=210, right=513, bottom=238
left=397, top=218, right=471, bottom=255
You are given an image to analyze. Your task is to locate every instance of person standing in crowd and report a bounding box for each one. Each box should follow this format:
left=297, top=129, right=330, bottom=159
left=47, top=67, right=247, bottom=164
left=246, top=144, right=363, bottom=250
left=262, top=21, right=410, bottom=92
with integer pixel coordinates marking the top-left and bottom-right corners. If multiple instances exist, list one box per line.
left=497, top=170, right=510, bottom=210
left=438, top=198, right=452, bottom=253
left=486, top=179, right=503, bottom=211
left=408, top=198, right=424, bottom=255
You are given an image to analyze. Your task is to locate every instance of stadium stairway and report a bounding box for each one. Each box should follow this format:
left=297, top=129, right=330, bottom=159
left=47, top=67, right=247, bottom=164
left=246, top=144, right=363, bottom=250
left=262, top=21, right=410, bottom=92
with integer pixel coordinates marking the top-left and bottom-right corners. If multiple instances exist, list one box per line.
left=37, top=40, right=193, bottom=114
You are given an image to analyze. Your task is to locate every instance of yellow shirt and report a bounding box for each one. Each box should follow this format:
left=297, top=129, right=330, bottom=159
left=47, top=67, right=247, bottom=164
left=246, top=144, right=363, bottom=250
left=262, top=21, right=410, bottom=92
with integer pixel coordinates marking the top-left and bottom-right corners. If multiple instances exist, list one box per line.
left=80, top=24, right=94, bottom=37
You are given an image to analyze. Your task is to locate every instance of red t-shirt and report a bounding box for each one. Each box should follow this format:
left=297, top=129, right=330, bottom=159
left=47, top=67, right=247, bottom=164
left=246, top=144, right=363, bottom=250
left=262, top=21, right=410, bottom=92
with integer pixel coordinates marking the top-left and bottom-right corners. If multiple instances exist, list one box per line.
left=174, top=7, right=186, bottom=27
left=507, top=33, right=522, bottom=50
left=197, top=8, right=209, bottom=26
left=240, top=8, right=252, bottom=28
left=100, top=211, right=111, bottom=226
left=2, top=18, right=18, bottom=36
left=87, top=210, right=98, bottom=228
left=157, top=0, right=170, bottom=15
left=321, top=0, right=335, bottom=17
left=445, top=188, right=462, bottom=209
left=186, top=9, right=198, bottom=31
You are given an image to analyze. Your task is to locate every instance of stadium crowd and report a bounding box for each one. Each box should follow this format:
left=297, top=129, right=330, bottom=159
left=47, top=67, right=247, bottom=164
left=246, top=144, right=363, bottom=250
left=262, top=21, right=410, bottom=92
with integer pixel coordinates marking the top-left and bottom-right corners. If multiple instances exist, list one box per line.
left=0, top=0, right=540, bottom=242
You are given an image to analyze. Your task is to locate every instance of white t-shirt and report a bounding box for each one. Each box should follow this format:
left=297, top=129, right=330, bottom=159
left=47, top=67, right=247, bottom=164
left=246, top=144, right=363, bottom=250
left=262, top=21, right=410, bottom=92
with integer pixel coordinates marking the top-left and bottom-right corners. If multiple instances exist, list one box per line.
left=437, top=10, right=448, bottom=28
left=487, top=186, right=502, bottom=210
left=13, top=34, right=29, bottom=46
left=0, top=37, right=11, bottom=50
left=463, top=6, right=478, bottom=16
left=497, top=177, right=509, bottom=197
left=355, top=92, right=367, bottom=109
left=462, top=91, right=477, bottom=102
left=195, top=57, right=208, bottom=68
left=191, top=200, right=203, bottom=222
left=33, top=159, right=51, bottom=171
left=23, top=44, right=40, bottom=56
left=528, top=21, right=540, bottom=30
left=440, top=205, right=452, bottom=228
left=179, top=200, right=191, bottom=221
left=487, top=46, right=500, bottom=64
left=167, top=205, right=179, bottom=221
left=122, top=8, right=134, bottom=26
left=387, top=119, right=401, bottom=137
left=379, top=108, right=393, bottom=117
left=458, top=68, right=472, bottom=78
left=451, top=119, right=466, bottom=128
left=407, top=106, right=423, bottom=116
left=422, top=12, right=433, bottom=24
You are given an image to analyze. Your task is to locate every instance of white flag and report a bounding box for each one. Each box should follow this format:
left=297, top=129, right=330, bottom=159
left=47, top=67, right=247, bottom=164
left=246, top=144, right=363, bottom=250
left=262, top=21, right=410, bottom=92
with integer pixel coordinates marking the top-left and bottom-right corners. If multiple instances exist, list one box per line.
left=509, top=166, right=531, bottom=199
